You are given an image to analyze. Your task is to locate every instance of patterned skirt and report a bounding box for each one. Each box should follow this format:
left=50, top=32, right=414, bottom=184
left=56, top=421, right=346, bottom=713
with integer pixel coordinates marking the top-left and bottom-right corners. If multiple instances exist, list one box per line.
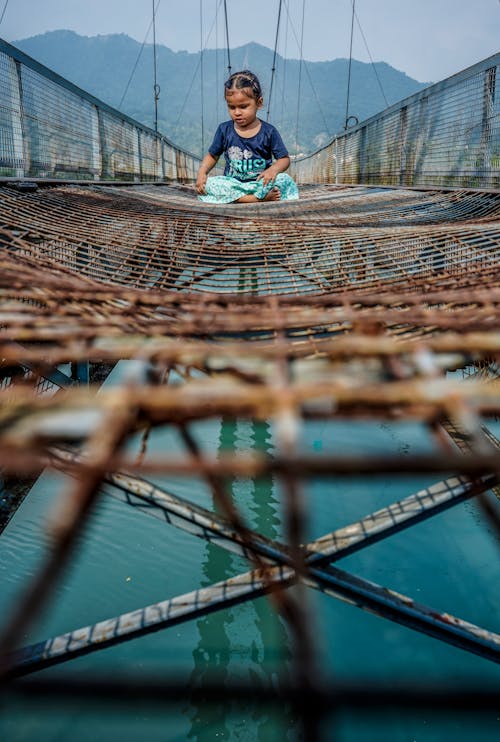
left=198, top=173, right=299, bottom=204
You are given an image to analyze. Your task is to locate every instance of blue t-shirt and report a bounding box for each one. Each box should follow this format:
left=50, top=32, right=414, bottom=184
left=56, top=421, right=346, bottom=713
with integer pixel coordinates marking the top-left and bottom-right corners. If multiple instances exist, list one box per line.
left=208, top=120, right=289, bottom=181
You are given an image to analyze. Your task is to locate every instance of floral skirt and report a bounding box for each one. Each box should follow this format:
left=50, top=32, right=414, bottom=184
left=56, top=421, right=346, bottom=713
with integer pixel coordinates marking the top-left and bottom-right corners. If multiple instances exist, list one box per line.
left=198, top=173, right=299, bottom=204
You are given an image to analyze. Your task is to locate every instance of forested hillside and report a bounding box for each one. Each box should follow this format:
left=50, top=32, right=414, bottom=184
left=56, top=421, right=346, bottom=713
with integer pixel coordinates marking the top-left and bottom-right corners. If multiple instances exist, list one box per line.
left=14, top=30, right=429, bottom=156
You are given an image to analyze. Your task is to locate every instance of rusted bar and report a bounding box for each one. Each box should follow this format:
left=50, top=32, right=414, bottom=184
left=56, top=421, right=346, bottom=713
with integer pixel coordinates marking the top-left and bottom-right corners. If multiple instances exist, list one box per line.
left=1, top=447, right=500, bottom=479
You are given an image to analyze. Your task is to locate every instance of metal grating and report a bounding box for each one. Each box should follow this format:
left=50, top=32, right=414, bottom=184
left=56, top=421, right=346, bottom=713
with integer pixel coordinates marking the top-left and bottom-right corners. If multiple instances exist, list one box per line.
left=0, top=37, right=499, bottom=740
left=0, top=180, right=499, bottom=742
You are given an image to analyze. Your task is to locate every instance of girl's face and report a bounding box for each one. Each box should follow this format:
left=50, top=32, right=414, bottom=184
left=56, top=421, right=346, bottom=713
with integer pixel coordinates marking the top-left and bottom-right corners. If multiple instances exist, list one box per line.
left=225, top=89, right=263, bottom=130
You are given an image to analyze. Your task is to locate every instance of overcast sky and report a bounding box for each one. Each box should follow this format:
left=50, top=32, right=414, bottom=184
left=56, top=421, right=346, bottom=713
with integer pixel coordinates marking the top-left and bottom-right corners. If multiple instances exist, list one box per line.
left=0, top=0, right=498, bottom=82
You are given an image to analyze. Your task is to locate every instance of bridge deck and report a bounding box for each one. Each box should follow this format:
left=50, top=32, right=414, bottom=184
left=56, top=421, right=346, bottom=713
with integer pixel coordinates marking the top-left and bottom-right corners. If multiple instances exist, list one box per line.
left=0, top=180, right=499, bottom=733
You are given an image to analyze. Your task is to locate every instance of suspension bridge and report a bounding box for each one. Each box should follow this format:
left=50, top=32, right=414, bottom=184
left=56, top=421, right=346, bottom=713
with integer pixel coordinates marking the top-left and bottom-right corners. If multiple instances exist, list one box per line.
left=0, top=28, right=499, bottom=742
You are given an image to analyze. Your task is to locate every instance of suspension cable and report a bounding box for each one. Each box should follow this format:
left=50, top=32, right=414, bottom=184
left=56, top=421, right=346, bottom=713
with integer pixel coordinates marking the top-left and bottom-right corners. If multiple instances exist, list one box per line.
left=200, top=0, right=205, bottom=153
left=280, top=2, right=289, bottom=128
left=266, top=0, right=283, bottom=121
left=344, top=0, right=356, bottom=129
left=215, top=0, right=220, bottom=124
left=282, top=0, right=331, bottom=145
left=152, top=0, right=160, bottom=133
left=354, top=5, right=388, bottom=108
left=0, top=0, right=9, bottom=26
left=294, top=0, right=306, bottom=153
left=173, top=1, right=223, bottom=143
left=119, top=0, right=161, bottom=110
left=223, top=0, right=231, bottom=76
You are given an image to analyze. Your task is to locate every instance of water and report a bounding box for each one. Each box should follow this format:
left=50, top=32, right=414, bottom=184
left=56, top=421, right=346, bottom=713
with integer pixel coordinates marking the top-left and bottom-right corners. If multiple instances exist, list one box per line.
left=1, top=366, right=500, bottom=740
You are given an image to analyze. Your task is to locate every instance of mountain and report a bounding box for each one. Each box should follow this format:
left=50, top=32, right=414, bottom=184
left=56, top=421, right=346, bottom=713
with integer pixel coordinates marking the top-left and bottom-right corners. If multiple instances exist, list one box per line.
left=13, top=30, right=430, bottom=156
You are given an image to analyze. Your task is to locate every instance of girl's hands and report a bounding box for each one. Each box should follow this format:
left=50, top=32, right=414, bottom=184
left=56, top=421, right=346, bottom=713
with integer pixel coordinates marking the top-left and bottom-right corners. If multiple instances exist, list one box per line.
left=195, top=172, right=207, bottom=194
left=257, top=155, right=289, bottom=186
left=256, top=165, right=280, bottom=187
left=195, top=155, right=217, bottom=194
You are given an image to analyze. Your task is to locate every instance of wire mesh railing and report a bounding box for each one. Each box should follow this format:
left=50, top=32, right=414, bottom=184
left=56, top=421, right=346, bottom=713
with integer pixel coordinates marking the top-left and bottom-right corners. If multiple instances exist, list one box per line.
left=0, top=38, right=200, bottom=182
left=1, top=38, right=498, bottom=189
left=291, top=54, right=500, bottom=189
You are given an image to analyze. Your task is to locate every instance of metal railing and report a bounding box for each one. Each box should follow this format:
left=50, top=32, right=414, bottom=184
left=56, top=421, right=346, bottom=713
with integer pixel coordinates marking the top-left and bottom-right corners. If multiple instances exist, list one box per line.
left=0, top=38, right=200, bottom=181
left=1, top=38, right=498, bottom=189
left=292, top=53, right=500, bottom=189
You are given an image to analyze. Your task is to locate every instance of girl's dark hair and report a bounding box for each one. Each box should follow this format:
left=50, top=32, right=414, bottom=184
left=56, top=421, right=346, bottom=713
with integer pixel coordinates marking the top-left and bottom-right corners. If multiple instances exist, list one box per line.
left=224, top=70, right=263, bottom=100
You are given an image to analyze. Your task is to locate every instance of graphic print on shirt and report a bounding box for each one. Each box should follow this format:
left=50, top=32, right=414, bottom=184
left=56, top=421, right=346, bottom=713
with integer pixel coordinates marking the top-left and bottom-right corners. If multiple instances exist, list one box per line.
left=227, top=145, right=266, bottom=181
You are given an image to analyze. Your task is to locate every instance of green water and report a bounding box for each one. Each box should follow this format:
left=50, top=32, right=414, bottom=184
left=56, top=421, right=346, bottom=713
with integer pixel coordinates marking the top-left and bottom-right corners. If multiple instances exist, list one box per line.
left=1, top=367, right=500, bottom=740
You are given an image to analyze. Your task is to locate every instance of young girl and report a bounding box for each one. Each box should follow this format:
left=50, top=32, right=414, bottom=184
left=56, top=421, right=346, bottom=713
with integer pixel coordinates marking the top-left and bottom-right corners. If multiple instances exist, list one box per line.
left=195, top=70, right=299, bottom=204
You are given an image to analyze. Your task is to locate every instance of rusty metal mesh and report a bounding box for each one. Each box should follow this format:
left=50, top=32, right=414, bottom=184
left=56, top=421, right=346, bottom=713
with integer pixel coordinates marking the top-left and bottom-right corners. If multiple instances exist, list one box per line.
left=0, top=181, right=500, bottom=735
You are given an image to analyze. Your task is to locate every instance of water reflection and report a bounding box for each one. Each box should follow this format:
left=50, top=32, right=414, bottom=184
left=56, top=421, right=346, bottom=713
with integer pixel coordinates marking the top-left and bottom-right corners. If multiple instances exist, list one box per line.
left=187, top=419, right=294, bottom=741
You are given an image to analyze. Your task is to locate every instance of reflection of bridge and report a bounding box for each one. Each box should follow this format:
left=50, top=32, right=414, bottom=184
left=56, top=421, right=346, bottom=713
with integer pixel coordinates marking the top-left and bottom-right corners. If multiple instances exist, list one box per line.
left=0, top=38, right=500, bottom=740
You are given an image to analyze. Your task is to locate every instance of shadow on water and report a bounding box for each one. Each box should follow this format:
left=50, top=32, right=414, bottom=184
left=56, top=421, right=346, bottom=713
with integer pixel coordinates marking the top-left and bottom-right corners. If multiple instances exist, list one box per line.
left=186, top=418, right=296, bottom=741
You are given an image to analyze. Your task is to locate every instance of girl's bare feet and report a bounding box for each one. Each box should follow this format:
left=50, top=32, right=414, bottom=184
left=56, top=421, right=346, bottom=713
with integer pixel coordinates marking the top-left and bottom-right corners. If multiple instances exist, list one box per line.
left=235, top=194, right=259, bottom=203
left=262, top=187, right=281, bottom=201
left=235, top=187, right=281, bottom=204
